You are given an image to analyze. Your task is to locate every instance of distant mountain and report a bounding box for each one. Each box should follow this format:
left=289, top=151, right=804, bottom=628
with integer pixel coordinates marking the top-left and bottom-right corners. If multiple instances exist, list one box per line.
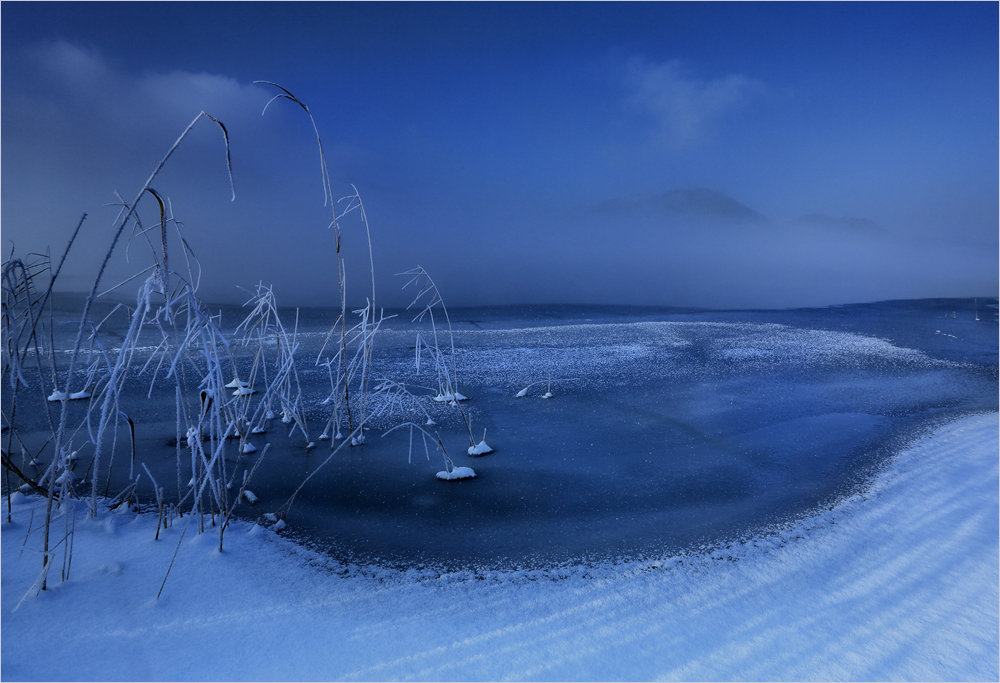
left=796, top=213, right=889, bottom=236
left=595, top=188, right=768, bottom=225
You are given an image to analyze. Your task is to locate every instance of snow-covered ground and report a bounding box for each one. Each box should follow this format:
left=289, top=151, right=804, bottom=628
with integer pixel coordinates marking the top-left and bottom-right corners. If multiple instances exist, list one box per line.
left=3, top=412, right=996, bottom=681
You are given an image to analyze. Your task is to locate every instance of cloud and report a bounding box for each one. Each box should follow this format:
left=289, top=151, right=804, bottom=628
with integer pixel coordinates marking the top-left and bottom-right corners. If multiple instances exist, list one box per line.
left=140, top=71, right=269, bottom=127
left=624, top=58, right=763, bottom=145
left=2, top=41, right=336, bottom=305
left=13, top=41, right=268, bottom=140
left=31, top=40, right=109, bottom=86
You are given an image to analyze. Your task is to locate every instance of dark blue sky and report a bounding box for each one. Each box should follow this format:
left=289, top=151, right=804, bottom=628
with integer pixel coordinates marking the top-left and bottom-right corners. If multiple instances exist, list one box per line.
left=2, top=2, right=996, bottom=308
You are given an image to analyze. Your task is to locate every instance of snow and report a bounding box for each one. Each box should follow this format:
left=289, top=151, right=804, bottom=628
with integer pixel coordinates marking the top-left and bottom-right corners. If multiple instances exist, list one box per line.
left=3, top=412, right=996, bottom=681
left=436, top=466, right=477, bottom=480
left=467, top=440, right=493, bottom=456
left=434, top=391, right=468, bottom=402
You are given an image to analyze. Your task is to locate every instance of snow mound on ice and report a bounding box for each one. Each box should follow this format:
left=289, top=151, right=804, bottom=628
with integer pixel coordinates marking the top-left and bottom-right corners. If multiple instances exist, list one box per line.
left=433, top=391, right=467, bottom=402
left=436, top=466, right=476, bottom=480
left=467, top=440, right=493, bottom=456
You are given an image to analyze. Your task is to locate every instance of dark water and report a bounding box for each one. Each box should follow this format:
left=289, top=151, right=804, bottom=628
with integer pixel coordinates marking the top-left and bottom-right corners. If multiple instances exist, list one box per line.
left=5, top=297, right=997, bottom=568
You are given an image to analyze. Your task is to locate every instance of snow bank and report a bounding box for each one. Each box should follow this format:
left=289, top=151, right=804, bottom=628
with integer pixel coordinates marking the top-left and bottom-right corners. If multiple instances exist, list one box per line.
left=2, top=413, right=997, bottom=681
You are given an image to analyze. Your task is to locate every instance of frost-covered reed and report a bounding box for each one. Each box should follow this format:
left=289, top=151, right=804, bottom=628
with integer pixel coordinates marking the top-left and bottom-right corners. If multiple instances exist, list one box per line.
left=2, top=87, right=498, bottom=601
left=399, top=267, right=487, bottom=454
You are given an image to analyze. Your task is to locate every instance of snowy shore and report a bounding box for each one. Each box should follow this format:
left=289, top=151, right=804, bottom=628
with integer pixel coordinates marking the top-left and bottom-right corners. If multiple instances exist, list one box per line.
left=2, top=412, right=997, bottom=681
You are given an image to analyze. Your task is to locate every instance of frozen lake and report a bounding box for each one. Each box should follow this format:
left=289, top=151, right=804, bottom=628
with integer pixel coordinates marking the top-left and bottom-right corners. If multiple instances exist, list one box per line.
left=9, top=297, right=997, bottom=568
